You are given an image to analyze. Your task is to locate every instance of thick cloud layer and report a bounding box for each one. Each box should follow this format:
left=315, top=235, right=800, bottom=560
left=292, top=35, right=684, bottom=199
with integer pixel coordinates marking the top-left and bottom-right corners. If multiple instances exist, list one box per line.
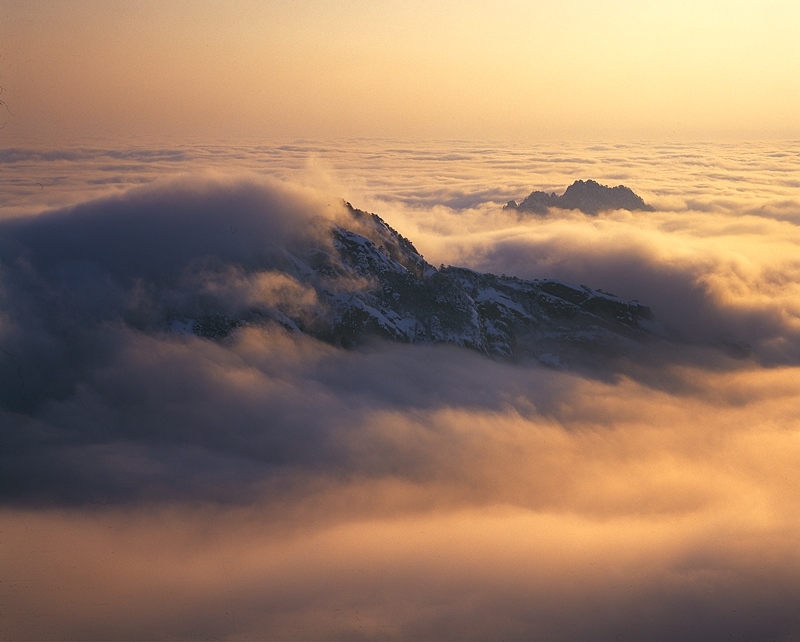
left=2, top=143, right=800, bottom=640
left=1, top=174, right=336, bottom=277
left=0, top=176, right=345, bottom=415
left=432, top=212, right=800, bottom=364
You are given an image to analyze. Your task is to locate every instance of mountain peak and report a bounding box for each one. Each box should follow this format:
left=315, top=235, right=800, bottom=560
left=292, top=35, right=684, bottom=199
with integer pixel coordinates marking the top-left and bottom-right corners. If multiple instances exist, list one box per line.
left=506, top=180, right=653, bottom=215
left=167, top=202, right=655, bottom=364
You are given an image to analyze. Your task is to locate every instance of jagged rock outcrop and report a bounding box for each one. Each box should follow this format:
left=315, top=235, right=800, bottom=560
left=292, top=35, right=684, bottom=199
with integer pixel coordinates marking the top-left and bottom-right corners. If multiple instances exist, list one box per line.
left=505, top=179, right=653, bottom=215
left=170, top=203, right=655, bottom=364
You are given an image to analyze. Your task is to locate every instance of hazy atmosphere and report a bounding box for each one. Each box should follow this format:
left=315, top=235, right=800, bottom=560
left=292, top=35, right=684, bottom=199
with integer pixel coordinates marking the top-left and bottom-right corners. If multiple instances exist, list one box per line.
left=2, top=2, right=800, bottom=641
left=2, top=0, right=799, bottom=142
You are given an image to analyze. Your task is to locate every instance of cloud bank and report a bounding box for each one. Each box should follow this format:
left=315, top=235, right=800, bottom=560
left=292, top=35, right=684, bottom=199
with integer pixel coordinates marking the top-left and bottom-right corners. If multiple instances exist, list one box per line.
left=2, top=146, right=800, bottom=640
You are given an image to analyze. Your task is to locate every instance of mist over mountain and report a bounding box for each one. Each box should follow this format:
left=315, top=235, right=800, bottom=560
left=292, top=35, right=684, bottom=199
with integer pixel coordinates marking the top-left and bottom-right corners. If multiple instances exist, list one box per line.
left=0, top=179, right=656, bottom=412
left=505, top=179, right=654, bottom=215
left=2, top=166, right=800, bottom=641
left=0, top=176, right=687, bottom=502
left=171, top=202, right=655, bottom=363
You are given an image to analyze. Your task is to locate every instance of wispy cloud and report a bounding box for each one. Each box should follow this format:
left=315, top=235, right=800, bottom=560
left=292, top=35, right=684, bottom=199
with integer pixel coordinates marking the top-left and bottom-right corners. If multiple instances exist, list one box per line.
left=2, top=142, right=800, bottom=640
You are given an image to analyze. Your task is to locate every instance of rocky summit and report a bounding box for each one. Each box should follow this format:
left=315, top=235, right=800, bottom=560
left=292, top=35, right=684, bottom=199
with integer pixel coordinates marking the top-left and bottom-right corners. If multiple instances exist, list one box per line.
left=505, top=179, right=654, bottom=215
left=172, top=203, right=656, bottom=365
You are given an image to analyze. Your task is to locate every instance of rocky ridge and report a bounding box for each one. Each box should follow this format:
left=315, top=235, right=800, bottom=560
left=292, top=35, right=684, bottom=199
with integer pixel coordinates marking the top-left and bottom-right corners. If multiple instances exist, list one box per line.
left=505, top=179, right=654, bottom=215
left=172, top=203, right=655, bottom=365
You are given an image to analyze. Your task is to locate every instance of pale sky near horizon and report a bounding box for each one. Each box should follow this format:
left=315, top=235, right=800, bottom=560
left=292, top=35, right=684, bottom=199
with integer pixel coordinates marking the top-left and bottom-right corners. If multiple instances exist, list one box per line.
left=1, top=0, right=799, bottom=144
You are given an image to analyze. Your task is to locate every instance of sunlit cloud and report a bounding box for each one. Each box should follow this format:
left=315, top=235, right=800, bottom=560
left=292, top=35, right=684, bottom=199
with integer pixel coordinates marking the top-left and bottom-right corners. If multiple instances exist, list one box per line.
left=2, top=141, right=800, bottom=640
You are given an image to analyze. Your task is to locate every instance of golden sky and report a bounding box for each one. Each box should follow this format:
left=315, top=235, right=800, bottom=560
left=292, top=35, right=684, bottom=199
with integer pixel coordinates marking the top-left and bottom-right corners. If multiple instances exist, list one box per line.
left=2, top=6, right=800, bottom=637
left=1, top=0, right=799, bottom=143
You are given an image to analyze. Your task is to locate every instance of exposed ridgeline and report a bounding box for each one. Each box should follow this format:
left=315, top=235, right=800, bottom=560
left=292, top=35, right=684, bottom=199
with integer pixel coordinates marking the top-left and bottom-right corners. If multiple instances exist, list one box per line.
left=505, top=179, right=654, bottom=215
left=171, top=203, right=655, bottom=365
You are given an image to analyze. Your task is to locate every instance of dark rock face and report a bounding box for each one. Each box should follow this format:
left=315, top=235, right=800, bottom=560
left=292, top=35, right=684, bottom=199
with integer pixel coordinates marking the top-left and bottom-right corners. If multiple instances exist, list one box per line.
left=505, top=190, right=557, bottom=214
left=506, top=179, right=653, bottom=215
left=558, top=180, right=653, bottom=214
left=172, top=203, right=655, bottom=364
left=0, top=185, right=657, bottom=371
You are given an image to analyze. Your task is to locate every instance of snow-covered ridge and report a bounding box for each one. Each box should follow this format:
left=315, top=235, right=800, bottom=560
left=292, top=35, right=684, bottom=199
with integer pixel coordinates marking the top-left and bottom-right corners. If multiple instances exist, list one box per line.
left=172, top=202, right=655, bottom=364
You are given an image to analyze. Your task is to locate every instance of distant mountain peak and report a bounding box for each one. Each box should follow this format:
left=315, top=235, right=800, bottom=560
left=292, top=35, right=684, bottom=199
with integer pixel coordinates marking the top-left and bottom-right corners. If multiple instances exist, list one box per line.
left=506, top=179, right=653, bottom=215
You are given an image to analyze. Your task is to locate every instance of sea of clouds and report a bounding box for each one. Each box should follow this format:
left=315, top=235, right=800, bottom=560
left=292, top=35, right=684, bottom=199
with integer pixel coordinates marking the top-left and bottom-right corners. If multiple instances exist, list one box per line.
left=1, top=140, right=799, bottom=640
